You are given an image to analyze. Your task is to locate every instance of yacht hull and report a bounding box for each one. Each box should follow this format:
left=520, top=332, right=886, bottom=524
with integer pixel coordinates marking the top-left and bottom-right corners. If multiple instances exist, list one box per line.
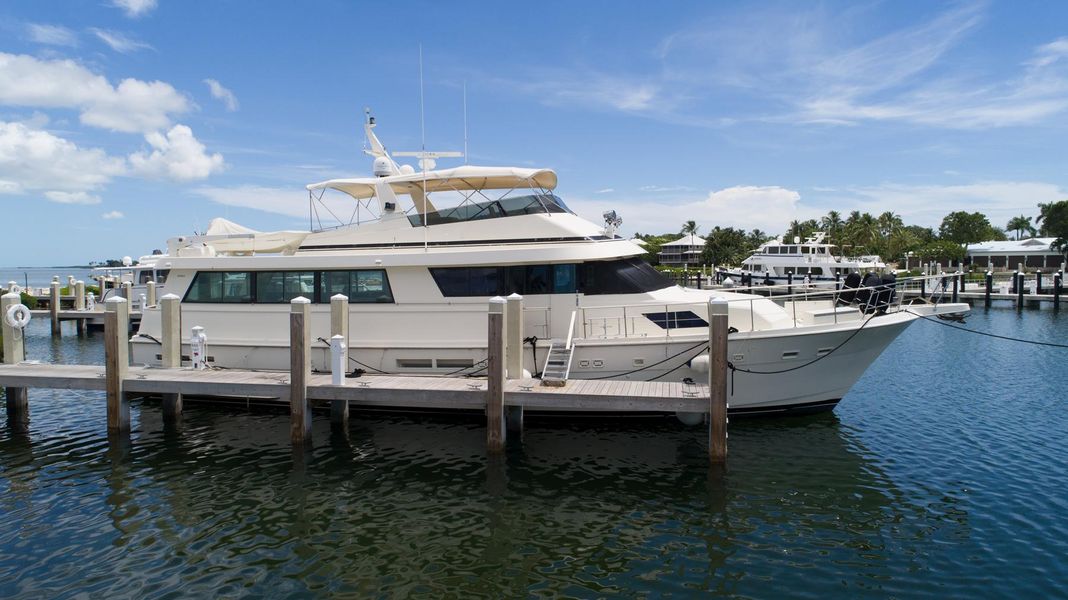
left=130, top=310, right=916, bottom=415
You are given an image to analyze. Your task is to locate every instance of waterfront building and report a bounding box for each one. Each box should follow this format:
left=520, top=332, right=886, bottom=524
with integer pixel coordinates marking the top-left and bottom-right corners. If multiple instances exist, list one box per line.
left=658, top=235, right=706, bottom=267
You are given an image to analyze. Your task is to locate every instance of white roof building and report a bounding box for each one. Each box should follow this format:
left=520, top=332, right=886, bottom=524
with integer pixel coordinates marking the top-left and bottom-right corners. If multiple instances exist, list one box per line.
left=967, top=237, right=1064, bottom=270
left=661, top=234, right=707, bottom=247
left=658, top=234, right=707, bottom=266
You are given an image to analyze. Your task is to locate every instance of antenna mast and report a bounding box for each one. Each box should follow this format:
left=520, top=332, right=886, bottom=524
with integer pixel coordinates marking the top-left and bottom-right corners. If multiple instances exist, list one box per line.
left=463, top=81, right=468, bottom=165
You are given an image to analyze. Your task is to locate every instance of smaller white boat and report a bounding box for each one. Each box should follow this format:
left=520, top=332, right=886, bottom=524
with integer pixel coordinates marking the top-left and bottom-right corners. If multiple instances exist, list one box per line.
left=719, top=232, right=885, bottom=284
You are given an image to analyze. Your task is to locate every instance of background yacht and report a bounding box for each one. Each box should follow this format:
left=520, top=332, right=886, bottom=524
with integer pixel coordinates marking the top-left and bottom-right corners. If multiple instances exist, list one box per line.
left=129, top=115, right=964, bottom=415
left=719, top=232, right=885, bottom=284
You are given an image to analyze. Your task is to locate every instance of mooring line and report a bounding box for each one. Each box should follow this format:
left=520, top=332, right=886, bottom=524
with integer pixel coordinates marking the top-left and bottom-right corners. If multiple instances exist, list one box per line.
left=904, top=309, right=1068, bottom=348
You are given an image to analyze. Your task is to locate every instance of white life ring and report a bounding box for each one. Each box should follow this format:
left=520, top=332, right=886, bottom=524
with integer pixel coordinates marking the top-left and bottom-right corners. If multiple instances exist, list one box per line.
left=7, top=284, right=20, bottom=295
left=4, top=303, right=31, bottom=329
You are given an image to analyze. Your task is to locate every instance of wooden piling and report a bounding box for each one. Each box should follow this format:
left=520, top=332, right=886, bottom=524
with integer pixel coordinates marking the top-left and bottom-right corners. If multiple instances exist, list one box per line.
left=486, top=296, right=506, bottom=453
left=290, top=297, right=311, bottom=445
left=329, top=294, right=349, bottom=429
left=147, top=281, right=157, bottom=307
left=1016, top=271, right=1025, bottom=309
left=952, top=274, right=959, bottom=303
left=985, top=271, right=993, bottom=307
left=1, top=291, right=28, bottom=424
left=74, top=280, right=87, bottom=335
left=104, top=298, right=130, bottom=433
left=50, top=280, right=60, bottom=336
left=708, top=298, right=728, bottom=464
left=1054, top=271, right=1062, bottom=310
left=1036, top=271, right=1043, bottom=295
left=504, top=293, right=524, bottom=435
left=160, top=293, right=183, bottom=422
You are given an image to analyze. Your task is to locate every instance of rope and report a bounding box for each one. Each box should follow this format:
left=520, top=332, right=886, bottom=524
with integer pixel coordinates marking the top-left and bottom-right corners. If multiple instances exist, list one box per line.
left=133, top=333, right=161, bottom=345
left=729, top=312, right=880, bottom=375
left=587, top=339, right=710, bottom=380
left=904, top=309, right=1068, bottom=348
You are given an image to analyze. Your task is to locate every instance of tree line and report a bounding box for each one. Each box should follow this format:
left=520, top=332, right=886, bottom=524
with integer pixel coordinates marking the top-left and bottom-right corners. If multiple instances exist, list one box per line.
left=634, top=200, right=1068, bottom=267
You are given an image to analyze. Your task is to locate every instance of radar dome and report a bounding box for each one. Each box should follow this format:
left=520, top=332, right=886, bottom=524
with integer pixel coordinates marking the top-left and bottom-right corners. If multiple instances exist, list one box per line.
left=399, top=164, right=416, bottom=175
left=373, top=156, right=394, bottom=177
left=121, top=256, right=133, bottom=266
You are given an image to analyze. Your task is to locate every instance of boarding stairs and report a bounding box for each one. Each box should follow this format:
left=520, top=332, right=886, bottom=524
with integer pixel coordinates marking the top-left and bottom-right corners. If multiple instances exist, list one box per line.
left=541, top=339, right=575, bottom=387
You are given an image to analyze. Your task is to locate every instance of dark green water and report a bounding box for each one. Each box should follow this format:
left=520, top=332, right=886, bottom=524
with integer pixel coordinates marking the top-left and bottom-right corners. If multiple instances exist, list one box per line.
left=2, top=306, right=1067, bottom=598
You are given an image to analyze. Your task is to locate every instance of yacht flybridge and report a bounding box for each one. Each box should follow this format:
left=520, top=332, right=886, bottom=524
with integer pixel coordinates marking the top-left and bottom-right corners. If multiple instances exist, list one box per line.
left=130, top=113, right=966, bottom=415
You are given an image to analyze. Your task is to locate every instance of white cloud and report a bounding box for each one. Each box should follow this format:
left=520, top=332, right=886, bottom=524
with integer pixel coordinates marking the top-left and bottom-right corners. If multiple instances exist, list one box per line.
left=639, top=185, right=696, bottom=193
left=0, top=120, right=125, bottom=198
left=500, top=4, right=1068, bottom=129
left=102, top=210, right=124, bottom=219
left=90, top=28, right=153, bottom=53
left=568, top=185, right=816, bottom=236
left=191, top=185, right=310, bottom=218
left=594, top=188, right=614, bottom=194
left=80, top=78, right=189, bottom=133
left=191, top=185, right=362, bottom=222
left=203, top=78, right=239, bottom=111
left=1, top=119, right=224, bottom=206
left=111, top=0, right=157, bottom=18
left=824, top=181, right=1068, bottom=229
left=46, top=191, right=101, bottom=204
left=26, top=24, right=78, bottom=47
left=129, top=124, right=225, bottom=181
left=0, top=52, right=190, bottom=133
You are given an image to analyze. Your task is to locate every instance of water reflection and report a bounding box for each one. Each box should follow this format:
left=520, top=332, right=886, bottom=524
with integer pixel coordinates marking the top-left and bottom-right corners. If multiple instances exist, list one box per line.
left=4, top=305, right=1067, bottom=596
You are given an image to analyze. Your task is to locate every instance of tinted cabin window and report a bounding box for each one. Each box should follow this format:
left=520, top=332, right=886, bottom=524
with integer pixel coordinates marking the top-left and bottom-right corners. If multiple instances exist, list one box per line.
left=408, top=194, right=573, bottom=227
left=554, top=264, right=576, bottom=293
left=257, top=271, right=314, bottom=303
left=185, top=270, right=393, bottom=303
left=186, top=272, right=251, bottom=303
left=580, top=257, right=673, bottom=295
left=431, top=258, right=672, bottom=297
left=317, top=270, right=394, bottom=303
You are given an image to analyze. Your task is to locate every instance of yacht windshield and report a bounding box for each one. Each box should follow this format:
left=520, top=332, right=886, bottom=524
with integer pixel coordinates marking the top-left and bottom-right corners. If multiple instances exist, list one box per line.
left=407, top=193, right=572, bottom=227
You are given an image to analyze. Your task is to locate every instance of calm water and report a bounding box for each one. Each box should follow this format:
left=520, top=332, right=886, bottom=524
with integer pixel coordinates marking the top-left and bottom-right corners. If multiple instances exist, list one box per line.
left=0, top=267, right=96, bottom=291
left=1, top=306, right=1067, bottom=597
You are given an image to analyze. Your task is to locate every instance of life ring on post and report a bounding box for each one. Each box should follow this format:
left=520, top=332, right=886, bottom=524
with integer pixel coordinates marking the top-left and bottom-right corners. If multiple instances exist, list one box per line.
left=8, top=284, right=21, bottom=294
left=4, top=303, right=31, bottom=329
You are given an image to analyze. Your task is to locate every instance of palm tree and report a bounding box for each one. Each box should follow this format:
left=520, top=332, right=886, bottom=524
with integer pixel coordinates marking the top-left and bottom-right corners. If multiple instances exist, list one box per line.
left=1036, top=202, right=1053, bottom=236
left=1006, top=215, right=1036, bottom=240
left=821, top=210, right=843, bottom=243
left=847, top=212, right=879, bottom=254
left=877, top=211, right=903, bottom=237
left=680, top=220, right=700, bottom=245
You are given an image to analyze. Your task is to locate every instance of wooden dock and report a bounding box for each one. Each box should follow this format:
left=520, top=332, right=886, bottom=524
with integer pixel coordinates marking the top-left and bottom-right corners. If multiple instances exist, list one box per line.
left=0, top=363, right=709, bottom=412
left=1, top=293, right=732, bottom=463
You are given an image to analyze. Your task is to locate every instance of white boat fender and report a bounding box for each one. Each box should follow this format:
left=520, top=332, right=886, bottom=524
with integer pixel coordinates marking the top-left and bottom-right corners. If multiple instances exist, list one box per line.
left=689, top=353, right=710, bottom=373
left=675, top=411, right=704, bottom=426
left=4, top=303, right=32, bottom=329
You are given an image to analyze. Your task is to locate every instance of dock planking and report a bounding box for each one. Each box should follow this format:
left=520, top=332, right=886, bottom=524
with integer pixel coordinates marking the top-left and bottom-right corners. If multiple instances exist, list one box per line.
left=1, top=294, right=730, bottom=462
left=0, top=363, right=710, bottom=412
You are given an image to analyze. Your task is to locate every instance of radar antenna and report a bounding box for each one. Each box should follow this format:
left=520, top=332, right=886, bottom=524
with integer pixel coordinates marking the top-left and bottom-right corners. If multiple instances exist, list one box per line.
left=602, top=210, right=623, bottom=237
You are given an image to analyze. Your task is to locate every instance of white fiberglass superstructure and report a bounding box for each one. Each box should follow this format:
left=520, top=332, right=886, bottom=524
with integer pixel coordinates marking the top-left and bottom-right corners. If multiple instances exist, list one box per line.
left=130, top=115, right=965, bottom=415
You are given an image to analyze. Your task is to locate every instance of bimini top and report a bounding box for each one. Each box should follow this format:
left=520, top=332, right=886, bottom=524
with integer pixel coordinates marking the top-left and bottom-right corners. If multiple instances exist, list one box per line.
left=306, top=165, right=558, bottom=201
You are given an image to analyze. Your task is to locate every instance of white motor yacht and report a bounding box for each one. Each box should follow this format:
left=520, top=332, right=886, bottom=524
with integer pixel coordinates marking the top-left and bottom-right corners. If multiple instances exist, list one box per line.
left=719, top=232, right=885, bottom=285
left=129, top=115, right=965, bottom=415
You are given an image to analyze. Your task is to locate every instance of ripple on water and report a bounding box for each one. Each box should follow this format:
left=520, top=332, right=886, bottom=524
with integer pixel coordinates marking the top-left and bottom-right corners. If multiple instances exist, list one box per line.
left=1, top=305, right=1067, bottom=597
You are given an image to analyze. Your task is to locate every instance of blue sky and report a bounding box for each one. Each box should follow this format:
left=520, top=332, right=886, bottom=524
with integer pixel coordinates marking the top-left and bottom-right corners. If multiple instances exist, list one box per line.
left=2, top=0, right=1067, bottom=265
